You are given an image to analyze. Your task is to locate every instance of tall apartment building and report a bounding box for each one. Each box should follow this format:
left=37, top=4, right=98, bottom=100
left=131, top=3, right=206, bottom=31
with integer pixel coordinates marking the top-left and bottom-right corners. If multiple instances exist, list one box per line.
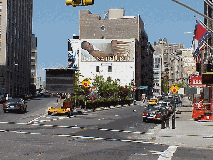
left=36, top=76, right=42, bottom=90
left=30, top=34, right=37, bottom=95
left=153, top=38, right=184, bottom=72
left=181, top=48, right=196, bottom=84
left=31, top=34, right=37, bottom=86
left=79, top=9, right=154, bottom=99
left=169, top=51, right=183, bottom=87
left=153, top=38, right=184, bottom=93
left=153, top=54, right=162, bottom=96
left=0, top=0, right=33, bottom=97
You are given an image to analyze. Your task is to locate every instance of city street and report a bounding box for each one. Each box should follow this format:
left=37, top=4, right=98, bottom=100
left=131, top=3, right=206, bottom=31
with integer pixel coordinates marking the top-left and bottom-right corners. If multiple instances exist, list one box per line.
left=0, top=97, right=212, bottom=159
left=0, top=0, right=212, bottom=159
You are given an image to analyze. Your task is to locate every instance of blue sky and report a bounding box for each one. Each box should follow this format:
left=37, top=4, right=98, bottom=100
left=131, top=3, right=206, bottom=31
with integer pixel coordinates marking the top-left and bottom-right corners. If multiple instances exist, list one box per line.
left=33, top=0, right=204, bottom=81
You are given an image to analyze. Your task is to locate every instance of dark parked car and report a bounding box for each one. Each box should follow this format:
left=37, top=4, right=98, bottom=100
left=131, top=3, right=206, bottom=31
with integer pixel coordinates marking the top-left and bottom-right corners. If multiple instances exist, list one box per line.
left=143, top=105, right=168, bottom=122
left=158, top=101, right=174, bottom=114
left=3, top=98, right=27, bottom=113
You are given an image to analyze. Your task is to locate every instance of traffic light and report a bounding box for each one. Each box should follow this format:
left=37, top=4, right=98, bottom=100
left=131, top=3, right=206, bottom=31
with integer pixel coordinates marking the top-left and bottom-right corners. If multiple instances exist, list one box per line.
left=65, top=0, right=81, bottom=7
left=65, top=0, right=94, bottom=7
left=82, top=0, right=94, bottom=6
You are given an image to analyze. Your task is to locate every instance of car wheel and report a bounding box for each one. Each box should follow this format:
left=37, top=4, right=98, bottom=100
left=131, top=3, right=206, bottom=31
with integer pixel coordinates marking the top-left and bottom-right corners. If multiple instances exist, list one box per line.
left=20, top=107, right=25, bottom=113
left=24, top=106, right=27, bottom=113
left=143, top=118, right=146, bottom=122
left=3, top=110, right=6, bottom=113
left=48, top=111, right=51, bottom=115
left=68, top=110, right=73, bottom=116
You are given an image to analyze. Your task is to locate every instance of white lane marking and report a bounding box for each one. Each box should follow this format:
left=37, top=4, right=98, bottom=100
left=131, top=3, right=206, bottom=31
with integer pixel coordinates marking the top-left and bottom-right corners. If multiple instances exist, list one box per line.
left=120, top=140, right=132, bottom=142
left=132, top=141, right=144, bottom=143
left=158, top=146, right=178, bottom=160
left=0, top=129, right=162, bottom=145
left=27, top=113, right=47, bottom=124
left=111, top=130, right=120, bottom=132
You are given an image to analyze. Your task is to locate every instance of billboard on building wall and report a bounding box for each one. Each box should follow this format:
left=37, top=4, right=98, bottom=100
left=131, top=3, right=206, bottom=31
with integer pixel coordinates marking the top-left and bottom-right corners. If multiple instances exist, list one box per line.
left=68, top=39, right=135, bottom=65
left=80, top=39, right=135, bottom=62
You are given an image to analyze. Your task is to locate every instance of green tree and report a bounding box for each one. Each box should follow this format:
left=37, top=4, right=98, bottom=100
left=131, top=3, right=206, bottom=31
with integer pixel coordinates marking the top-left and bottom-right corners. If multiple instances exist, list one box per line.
left=92, top=75, right=121, bottom=100
left=70, top=72, right=86, bottom=106
left=175, top=82, right=190, bottom=88
left=118, top=86, right=132, bottom=100
left=161, top=79, right=168, bottom=94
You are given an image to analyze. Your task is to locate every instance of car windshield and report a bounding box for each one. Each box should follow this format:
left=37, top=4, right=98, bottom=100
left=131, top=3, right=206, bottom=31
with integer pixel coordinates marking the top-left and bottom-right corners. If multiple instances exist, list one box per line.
left=145, top=106, right=158, bottom=112
left=161, top=103, right=168, bottom=106
left=6, top=99, right=23, bottom=104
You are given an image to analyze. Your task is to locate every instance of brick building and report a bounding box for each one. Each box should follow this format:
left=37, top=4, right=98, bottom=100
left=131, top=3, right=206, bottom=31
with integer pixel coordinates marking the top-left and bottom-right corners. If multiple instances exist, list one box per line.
left=204, top=0, right=213, bottom=73
left=78, top=9, right=154, bottom=99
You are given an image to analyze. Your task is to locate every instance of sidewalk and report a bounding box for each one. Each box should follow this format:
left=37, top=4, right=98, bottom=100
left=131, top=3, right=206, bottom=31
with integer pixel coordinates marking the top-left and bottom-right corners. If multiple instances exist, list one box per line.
left=143, top=107, right=213, bottom=149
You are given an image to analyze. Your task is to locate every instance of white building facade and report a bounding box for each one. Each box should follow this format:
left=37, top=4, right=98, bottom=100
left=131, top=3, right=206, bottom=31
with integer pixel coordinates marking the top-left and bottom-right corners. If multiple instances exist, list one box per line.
left=68, top=38, right=136, bottom=87
left=153, top=55, right=162, bottom=96
left=181, top=48, right=196, bottom=84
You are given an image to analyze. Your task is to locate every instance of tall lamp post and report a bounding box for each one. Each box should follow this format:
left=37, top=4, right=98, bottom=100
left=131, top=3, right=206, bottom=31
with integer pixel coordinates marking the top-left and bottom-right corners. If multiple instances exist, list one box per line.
left=15, top=63, right=18, bottom=97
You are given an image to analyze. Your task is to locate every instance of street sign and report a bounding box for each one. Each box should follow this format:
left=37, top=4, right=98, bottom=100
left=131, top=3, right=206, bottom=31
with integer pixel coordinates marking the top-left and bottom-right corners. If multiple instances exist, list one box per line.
left=190, top=75, right=206, bottom=86
left=178, top=88, right=184, bottom=94
left=81, top=78, right=91, bottom=88
left=169, top=84, right=179, bottom=94
left=138, top=86, right=148, bottom=89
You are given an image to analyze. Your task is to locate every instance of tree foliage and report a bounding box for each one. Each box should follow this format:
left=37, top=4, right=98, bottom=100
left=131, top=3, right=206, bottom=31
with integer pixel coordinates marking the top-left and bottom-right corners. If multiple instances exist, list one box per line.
left=92, top=75, right=122, bottom=99
left=68, top=73, right=133, bottom=105
left=175, top=82, right=190, bottom=88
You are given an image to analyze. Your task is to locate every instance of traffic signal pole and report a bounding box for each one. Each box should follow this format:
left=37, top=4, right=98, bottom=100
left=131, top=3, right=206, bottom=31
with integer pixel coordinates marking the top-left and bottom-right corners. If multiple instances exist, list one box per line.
left=171, top=0, right=213, bottom=22
left=65, top=0, right=94, bottom=7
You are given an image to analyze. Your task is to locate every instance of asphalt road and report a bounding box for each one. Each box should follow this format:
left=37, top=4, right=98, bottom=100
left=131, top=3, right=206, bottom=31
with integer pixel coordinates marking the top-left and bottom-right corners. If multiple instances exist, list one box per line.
left=0, top=97, right=212, bottom=160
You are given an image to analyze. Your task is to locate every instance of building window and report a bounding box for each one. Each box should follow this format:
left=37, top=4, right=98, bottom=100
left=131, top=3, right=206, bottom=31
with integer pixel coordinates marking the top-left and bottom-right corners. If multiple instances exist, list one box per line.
left=101, top=25, right=105, bottom=31
left=158, top=58, right=160, bottom=63
left=154, top=65, right=159, bottom=69
left=108, top=66, right=112, bottom=72
left=31, top=52, right=35, bottom=57
left=31, top=59, right=35, bottom=62
left=96, top=66, right=99, bottom=72
left=0, top=3, right=2, bottom=13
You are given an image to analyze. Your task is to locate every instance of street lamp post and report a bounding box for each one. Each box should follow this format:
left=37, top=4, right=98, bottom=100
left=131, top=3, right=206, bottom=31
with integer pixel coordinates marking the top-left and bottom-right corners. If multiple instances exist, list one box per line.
left=15, top=63, right=18, bottom=97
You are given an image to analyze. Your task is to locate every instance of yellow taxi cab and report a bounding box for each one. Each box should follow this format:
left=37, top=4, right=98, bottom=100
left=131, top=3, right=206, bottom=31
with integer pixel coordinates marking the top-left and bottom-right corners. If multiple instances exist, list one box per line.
left=148, top=98, right=158, bottom=105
